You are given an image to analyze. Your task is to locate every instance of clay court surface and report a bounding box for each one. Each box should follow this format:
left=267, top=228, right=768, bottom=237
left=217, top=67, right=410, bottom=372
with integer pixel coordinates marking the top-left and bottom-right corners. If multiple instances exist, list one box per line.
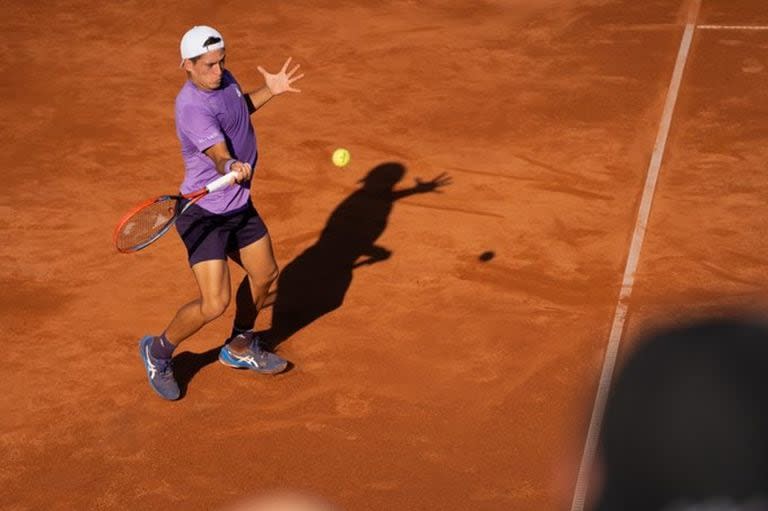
left=2, top=0, right=768, bottom=509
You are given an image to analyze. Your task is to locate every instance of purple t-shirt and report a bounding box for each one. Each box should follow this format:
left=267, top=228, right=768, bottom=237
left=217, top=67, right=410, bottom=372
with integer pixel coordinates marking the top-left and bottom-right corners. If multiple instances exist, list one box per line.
left=174, top=69, right=257, bottom=214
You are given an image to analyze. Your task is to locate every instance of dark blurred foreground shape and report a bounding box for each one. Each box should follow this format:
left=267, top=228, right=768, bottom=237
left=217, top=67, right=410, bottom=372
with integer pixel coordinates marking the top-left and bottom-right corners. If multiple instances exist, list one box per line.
left=594, top=317, right=768, bottom=511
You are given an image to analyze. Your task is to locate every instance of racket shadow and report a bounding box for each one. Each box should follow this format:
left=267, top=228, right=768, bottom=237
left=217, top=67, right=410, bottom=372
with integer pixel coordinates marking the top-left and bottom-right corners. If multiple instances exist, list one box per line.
left=257, top=161, right=450, bottom=351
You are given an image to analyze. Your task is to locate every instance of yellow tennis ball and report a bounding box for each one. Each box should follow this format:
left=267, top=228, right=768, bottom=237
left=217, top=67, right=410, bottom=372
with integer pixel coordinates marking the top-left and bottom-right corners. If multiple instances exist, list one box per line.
left=332, top=148, right=351, bottom=167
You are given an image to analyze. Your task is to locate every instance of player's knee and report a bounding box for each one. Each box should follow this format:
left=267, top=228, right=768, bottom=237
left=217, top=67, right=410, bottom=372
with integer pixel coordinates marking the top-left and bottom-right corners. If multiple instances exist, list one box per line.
left=200, top=295, right=230, bottom=322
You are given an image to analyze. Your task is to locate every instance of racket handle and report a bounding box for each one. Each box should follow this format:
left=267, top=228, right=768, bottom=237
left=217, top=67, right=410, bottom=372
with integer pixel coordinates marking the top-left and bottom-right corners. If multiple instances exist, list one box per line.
left=206, top=171, right=238, bottom=193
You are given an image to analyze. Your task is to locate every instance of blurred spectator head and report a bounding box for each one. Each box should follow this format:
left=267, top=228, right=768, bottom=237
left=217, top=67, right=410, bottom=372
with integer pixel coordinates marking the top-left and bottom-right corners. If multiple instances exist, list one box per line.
left=222, top=491, right=340, bottom=511
left=594, top=317, right=768, bottom=511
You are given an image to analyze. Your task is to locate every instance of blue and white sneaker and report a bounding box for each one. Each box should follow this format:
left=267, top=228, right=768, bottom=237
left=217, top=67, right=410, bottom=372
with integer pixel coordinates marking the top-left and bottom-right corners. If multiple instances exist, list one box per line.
left=139, top=335, right=181, bottom=400
left=219, top=332, right=289, bottom=375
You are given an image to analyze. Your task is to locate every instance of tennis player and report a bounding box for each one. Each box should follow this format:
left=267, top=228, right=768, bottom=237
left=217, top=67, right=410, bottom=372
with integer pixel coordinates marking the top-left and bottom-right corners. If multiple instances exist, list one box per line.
left=139, top=25, right=304, bottom=400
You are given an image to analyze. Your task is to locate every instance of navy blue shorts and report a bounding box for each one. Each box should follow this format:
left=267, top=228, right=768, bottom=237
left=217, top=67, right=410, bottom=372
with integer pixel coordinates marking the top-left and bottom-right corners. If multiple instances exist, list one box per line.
left=175, top=201, right=268, bottom=266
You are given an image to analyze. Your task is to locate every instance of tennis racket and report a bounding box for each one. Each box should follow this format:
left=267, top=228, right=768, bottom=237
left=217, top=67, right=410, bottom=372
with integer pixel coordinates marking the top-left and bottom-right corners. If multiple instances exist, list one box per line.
left=113, top=171, right=238, bottom=253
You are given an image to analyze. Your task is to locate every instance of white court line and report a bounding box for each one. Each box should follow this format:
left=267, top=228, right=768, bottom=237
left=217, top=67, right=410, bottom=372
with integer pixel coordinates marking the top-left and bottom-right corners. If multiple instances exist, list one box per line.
left=569, top=1, right=701, bottom=511
left=698, top=24, right=768, bottom=30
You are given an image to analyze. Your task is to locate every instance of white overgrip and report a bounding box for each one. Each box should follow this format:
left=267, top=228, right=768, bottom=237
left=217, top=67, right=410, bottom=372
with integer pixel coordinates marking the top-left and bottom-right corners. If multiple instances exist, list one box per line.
left=206, top=171, right=238, bottom=193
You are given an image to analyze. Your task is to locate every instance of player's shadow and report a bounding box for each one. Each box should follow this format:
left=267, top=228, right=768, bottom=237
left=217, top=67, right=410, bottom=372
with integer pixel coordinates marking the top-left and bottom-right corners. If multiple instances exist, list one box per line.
left=172, top=346, right=220, bottom=398
left=169, top=162, right=449, bottom=397
left=261, top=162, right=450, bottom=349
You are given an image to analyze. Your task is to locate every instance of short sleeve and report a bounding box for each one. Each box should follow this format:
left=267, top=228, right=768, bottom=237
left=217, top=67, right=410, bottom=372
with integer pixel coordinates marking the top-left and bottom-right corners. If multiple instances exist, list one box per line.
left=177, top=102, right=225, bottom=152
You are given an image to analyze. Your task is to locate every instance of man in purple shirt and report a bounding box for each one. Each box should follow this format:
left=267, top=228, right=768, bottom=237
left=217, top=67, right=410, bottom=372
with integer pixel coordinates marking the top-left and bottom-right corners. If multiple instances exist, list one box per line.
left=139, top=25, right=304, bottom=400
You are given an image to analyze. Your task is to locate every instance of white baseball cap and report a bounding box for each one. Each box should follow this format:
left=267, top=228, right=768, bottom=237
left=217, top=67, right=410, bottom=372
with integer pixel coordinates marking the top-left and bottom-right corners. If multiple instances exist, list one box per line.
left=179, top=25, right=225, bottom=65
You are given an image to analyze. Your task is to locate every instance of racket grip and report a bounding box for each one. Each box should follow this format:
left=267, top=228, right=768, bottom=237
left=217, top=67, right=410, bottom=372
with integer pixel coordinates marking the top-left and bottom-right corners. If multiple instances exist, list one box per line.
left=206, top=171, right=238, bottom=193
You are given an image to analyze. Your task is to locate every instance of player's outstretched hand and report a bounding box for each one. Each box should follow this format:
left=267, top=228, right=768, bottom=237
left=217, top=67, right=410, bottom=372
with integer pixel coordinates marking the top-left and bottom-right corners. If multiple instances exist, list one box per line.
left=413, top=172, right=452, bottom=194
left=258, top=57, right=304, bottom=96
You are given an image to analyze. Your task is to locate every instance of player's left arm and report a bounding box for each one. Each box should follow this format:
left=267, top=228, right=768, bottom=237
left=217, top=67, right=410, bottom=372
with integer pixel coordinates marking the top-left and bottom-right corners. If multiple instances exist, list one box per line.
left=244, top=57, right=304, bottom=114
left=244, top=86, right=273, bottom=114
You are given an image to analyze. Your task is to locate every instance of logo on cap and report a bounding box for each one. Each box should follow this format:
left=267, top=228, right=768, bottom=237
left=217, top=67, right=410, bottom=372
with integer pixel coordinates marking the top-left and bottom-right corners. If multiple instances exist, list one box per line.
left=202, top=36, right=222, bottom=49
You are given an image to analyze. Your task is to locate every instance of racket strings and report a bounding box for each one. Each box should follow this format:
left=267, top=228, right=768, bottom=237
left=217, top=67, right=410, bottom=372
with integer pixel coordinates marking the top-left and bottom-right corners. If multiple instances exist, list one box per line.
left=115, top=198, right=180, bottom=251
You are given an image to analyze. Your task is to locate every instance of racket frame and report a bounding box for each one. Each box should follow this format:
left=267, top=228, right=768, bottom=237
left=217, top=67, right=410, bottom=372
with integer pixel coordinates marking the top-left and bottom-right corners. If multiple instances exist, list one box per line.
left=113, top=171, right=237, bottom=253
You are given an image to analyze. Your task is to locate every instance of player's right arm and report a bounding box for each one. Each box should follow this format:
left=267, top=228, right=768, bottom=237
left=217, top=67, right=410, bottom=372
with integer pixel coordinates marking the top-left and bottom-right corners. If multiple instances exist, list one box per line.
left=203, top=141, right=252, bottom=183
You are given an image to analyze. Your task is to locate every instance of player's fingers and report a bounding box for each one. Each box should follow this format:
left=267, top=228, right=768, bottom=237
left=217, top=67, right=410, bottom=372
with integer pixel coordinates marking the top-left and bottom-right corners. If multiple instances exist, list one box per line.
left=231, top=163, right=243, bottom=182
left=281, top=57, right=292, bottom=73
left=287, top=64, right=301, bottom=77
left=257, top=65, right=267, bottom=76
left=288, top=86, right=301, bottom=93
left=289, top=73, right=305, bottom=83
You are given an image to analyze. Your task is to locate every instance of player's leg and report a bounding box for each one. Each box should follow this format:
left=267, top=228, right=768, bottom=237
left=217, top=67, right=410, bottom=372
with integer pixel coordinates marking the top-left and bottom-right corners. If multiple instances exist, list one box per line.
left=229, top=233, right=279, bottom=347
left=164, top=259, right=232, bottom=343
left=218, top=205, right=288, bottom=374
left=157, top=204, right=232, bottom=351
left=139, top=259, right=231, bottom=400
